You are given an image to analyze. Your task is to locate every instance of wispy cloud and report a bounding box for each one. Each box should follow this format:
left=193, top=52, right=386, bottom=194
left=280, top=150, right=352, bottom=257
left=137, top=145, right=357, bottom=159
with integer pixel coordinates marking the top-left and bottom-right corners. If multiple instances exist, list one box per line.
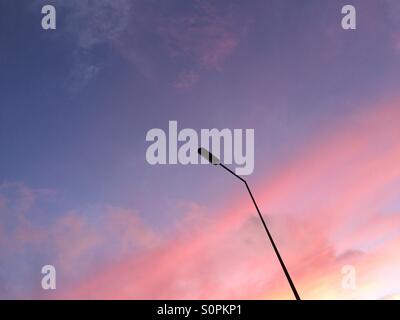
left=173, top=70, right=199, bottom=89
left=159, top=1, right=239, bottom=69
left=34, top=0, right=134, bottom=92
left=34, top=0, right=244, bottom=90
left=67, top=63, right=102, bottom=93
left=60, top=0, right=133, bottom=50
left=383, top=0, right=400, bottom=53
left=157, top=1, right=243, bottom=89
left=50, top=97, right=400, bottom=299
left=0, top=182, right=159, bottom=298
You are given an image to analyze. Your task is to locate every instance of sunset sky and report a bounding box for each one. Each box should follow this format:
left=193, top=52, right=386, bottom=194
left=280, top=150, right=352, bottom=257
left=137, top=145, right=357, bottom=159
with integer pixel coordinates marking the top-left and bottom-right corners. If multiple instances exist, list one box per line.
left=1, top=0, right=400, bottom=299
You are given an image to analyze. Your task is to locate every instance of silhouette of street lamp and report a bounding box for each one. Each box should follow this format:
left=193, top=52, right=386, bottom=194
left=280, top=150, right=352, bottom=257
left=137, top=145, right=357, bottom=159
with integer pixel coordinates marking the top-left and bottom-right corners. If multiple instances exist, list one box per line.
left=198, top=147, right=301, bottom=300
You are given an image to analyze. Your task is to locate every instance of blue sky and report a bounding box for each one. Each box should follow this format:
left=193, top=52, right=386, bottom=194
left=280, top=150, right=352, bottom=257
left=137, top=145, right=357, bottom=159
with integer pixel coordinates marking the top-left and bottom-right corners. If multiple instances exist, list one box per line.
left=1, top=0, right=400, bottom=299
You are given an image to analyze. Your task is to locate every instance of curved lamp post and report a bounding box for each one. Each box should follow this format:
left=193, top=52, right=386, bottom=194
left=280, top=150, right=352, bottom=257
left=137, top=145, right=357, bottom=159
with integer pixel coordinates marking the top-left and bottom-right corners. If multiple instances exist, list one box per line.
left=198, top=147, right=301, bottom=300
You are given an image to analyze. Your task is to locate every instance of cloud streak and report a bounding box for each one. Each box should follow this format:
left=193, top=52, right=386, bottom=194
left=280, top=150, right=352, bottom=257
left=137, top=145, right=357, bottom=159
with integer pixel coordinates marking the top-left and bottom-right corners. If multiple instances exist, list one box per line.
left=47, top=97, right=400, bottom=299
left=1, top=98, right=400, bottom=299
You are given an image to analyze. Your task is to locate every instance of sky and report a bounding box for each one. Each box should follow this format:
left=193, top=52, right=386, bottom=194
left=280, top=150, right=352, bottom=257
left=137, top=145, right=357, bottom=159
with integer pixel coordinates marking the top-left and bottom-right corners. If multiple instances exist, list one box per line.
left=0, top=0, right=400, bottom=299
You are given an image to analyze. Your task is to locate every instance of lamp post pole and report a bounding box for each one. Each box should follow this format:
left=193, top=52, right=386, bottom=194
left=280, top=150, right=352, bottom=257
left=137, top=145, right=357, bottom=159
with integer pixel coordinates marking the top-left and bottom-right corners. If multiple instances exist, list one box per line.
left=198, top=148, right=301, bottom=301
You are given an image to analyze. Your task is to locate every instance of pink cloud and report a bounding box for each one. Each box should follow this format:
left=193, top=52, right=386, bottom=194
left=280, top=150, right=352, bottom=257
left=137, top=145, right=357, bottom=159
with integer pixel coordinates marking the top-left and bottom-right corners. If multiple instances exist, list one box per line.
left=59, top=97, right=400, bottom=299
left=173, top=70, right=200, bottom=89
left=156, top=1, right=242, bottom=88
left=159, top=2, right=239, bottom=70
left=0, top=182, right=57, bottom=255
left=3, top=98, right=400, bottom=299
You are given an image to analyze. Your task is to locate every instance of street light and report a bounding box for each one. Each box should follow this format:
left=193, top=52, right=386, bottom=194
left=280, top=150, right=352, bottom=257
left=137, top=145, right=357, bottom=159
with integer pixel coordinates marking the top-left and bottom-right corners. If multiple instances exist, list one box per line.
left=198, top=147, right=301, bottom=300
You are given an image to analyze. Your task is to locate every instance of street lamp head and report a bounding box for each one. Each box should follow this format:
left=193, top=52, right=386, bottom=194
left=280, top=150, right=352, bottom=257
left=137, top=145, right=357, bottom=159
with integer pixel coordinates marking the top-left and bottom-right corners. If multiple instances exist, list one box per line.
left=198, top=147, right=220, bottom=165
